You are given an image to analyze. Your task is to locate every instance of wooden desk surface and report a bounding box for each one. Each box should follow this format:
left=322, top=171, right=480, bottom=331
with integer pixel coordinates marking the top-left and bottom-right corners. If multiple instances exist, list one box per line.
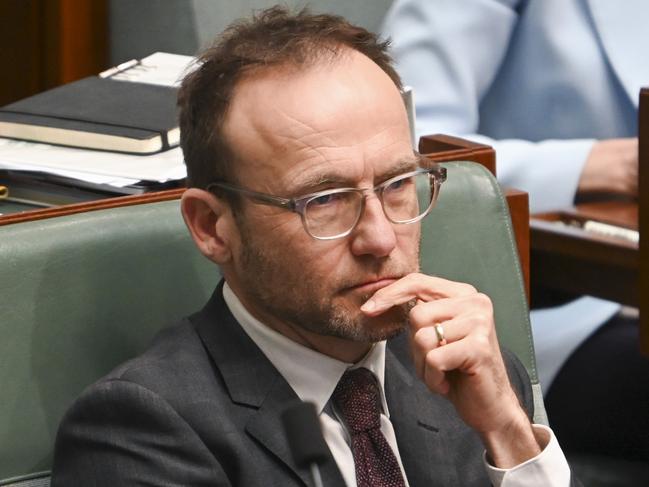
left=531, top=207, right=638, bottom=306
left=572, top=200, right=638, bottom=230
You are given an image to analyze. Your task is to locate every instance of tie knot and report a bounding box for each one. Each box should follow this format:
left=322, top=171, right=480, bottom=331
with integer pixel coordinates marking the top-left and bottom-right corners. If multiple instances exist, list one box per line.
left=332, top=368, right=382, bottom=433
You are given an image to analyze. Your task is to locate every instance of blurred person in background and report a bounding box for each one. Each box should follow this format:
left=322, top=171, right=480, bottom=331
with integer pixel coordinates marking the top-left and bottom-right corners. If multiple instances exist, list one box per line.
left=383, top=0, right=649, bottom=462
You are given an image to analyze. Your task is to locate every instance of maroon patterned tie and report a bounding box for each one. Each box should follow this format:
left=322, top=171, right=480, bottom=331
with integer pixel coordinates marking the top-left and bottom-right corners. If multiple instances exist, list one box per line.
left=332, top=368, right=407, bottom=487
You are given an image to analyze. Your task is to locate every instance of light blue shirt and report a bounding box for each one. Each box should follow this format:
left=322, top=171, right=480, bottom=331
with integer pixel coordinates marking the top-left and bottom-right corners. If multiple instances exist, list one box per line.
left=382, top=0, right=647, bottom=389
left=382, top=0, right=647, bottom=212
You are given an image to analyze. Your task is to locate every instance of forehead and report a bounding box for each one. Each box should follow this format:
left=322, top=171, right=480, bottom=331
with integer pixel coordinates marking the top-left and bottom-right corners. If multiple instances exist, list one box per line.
left=222, top=49, right=413, bottom=187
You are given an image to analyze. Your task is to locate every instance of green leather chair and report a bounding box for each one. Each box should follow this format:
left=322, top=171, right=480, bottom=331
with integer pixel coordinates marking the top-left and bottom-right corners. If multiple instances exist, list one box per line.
left=0, top=162, right=543, bottom=486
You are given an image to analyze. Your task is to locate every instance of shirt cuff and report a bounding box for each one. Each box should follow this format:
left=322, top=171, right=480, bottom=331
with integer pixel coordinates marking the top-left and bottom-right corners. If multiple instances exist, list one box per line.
left=484, top=424, right=571, bottom=487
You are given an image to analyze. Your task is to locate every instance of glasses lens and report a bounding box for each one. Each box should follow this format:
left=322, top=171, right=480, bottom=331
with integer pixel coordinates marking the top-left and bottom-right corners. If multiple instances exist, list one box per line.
left=382, top=172, right=433, bottom=223
left=304, top=190, right=363, bottom=239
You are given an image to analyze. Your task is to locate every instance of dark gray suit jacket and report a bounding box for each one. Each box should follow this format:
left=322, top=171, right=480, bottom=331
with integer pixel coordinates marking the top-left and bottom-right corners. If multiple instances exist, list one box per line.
left=52, top=285, right=577, bottom=486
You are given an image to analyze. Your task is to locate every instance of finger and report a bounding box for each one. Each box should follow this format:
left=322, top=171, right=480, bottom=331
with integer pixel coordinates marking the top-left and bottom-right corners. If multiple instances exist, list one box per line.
left=409, top=313, right=479, bottom=376
left=422, top=337, right=492, bottom=395
left=410, top=325, right=450, bottom=378
left=361, top=273, right=477, bottom=316
left=411, top=316, right=467, bottom=349
left=419, top=340, right=477, bottom=396
left=421, top=349, right=451, bottom=395
left=408, top=293, right=493, bottom=333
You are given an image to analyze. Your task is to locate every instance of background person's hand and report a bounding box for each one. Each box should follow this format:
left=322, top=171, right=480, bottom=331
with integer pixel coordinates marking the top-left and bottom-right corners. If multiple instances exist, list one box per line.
left=578, top=137, right=638, bottom=197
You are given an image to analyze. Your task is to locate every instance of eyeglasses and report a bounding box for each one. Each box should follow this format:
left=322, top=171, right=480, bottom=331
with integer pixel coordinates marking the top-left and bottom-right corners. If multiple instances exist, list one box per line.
left=207, top=164, right=447, bottom=240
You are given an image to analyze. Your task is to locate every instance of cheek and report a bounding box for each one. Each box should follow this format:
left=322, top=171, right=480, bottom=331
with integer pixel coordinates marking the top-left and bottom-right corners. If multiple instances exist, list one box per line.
left=251, top=209, right=303, bottom=240
left=296, top=241, right=350, bottom=282
left=395, top=224, right=421, bottom=259
left=253, top=215, right=343, bottom=278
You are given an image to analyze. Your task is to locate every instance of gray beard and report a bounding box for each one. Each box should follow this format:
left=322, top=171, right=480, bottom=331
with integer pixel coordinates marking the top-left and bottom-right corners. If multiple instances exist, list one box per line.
left=234, top=210, right=417, bottom=344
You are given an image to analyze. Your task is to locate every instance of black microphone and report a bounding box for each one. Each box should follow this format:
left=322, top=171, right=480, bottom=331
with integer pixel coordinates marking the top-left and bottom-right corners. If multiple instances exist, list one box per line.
left=281, top=401, right=330, bottom=487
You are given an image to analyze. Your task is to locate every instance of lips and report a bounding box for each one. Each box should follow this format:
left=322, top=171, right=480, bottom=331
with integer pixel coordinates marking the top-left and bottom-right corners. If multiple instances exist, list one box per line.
left=346, top=277, right=399, bottom=295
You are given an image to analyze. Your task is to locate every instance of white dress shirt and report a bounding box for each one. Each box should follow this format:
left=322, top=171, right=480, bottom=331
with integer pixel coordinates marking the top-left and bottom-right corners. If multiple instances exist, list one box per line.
left=223, top=283, right=571, bottom=486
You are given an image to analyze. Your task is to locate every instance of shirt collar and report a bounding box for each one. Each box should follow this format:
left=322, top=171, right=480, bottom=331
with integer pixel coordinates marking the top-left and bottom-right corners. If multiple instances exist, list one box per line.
left=222, top=282, right=390, bottom=416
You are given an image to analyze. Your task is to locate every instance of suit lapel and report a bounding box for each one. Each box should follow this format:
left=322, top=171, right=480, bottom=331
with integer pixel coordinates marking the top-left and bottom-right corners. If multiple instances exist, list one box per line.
left=386, top=335, right=460, bottom=487
left=586, top=0, right=649, bottom=105
left=245, top=381, right=346, bottom=487
left=193, top=284, right=345, bottom=487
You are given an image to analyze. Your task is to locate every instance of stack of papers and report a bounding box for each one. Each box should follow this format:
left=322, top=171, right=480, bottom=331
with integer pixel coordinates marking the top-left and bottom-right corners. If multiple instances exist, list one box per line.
left=0, top=138, right=186, bottom=188
left=0, top=52, right=195, bottom=194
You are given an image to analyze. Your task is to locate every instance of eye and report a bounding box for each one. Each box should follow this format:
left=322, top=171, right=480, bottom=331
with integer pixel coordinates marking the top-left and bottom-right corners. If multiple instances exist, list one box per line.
left=384, top=175, right=412, bottom=193
left=310, top=192, right=341, bottom=206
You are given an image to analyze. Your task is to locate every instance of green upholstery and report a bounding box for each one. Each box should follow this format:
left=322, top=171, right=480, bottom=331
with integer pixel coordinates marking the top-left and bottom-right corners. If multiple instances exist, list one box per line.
left=0, top=201, right=217, bottom=485
left=0, top=161, right=541, bottom=485
left=421, top=162, right=536, bottom=381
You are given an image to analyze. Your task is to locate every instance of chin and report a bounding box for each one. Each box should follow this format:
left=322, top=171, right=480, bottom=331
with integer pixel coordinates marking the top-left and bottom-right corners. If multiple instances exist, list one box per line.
left=326, top=303, right=409, bottom=343
left=363, top=309, right=409, bottom=342
left=367, top=323, right=406, bottom=343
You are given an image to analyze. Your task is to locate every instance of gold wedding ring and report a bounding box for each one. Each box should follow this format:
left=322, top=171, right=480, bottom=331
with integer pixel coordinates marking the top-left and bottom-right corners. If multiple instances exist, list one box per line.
left=434, top=323, right=447, bottom=346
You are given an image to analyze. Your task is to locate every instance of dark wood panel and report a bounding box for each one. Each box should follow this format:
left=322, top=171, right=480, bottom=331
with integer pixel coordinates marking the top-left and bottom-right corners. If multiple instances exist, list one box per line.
left=506, top=188, right=530, bottom=300
left=50, top=0, right=109, bottom=84
left=0, top=0, right=108, bottom=106
left=0, top=0, right=44, bottom=105
left=639, top=88, right=649, bottom=354
left=419, top=134, right=497, bottom=175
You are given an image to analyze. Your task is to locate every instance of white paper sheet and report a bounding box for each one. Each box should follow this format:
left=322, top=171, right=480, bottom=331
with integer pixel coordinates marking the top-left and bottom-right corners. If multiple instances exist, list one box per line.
left=0, top=138, right=186, bottom=183
left=106, top=52, right=197, bottom=87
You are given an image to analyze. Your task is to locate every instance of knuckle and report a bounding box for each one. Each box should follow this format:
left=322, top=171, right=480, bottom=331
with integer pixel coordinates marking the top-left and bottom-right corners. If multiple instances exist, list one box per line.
left=425, top=349, right=441, bottom=369
left=405, top=272, right=422, bottom=284
left=471, top=312, right=491, bottom=328
left=412, top=327, right=432, bottom=348
left=474, top=292, right=493, bottom=310
left=471, top=333, right=492, bottom=356
left=461, top=283, right=477, bottom=294
left=408, top=304, right=428, bottom=327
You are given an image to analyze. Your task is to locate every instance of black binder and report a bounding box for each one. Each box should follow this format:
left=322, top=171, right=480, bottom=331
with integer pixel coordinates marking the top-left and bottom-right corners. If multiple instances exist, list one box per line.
left=0, top=76, right=179, bottom=155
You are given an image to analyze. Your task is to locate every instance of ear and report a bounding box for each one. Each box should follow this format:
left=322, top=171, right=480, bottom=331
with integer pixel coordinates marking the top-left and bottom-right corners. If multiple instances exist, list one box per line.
left=181, top=188, right=236, bottom=264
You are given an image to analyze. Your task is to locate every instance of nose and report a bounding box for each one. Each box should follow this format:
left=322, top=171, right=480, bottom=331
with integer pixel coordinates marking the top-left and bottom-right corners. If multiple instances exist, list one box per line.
left=349, top=194, right=397, bottom=258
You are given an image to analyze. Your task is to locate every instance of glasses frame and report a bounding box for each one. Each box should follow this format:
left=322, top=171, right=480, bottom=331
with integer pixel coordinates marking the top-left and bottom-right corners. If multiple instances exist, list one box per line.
left=207, top=162, right=447, bottom=240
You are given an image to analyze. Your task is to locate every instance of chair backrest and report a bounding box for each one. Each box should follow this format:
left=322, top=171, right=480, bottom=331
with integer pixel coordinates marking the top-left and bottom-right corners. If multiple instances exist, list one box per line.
left=109, top=0, right=394, bottom=64
left=0, top=201, right=217, bottom=486
left=0, top=161, right=541, bottom=485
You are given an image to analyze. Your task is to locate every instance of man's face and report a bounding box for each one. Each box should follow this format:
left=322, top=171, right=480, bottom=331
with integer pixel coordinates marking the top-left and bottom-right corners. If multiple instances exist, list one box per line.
left=221, top=50, right=420, bottom=347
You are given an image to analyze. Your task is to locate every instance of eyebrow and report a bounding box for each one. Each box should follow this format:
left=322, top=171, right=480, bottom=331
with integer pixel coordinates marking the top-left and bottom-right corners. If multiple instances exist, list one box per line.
left=378, top=157, right=420, bottom=182
left=288, top=156, right=421, bottom=197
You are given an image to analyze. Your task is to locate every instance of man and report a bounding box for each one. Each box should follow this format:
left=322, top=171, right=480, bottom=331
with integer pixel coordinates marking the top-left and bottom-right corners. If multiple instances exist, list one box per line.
left=52, top=7, right=576, bottom=486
